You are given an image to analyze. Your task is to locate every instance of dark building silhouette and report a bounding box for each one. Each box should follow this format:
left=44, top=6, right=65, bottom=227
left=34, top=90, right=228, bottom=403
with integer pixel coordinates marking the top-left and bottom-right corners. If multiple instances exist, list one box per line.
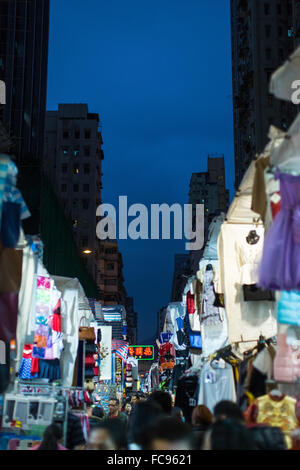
left=0, top=0, right=50, bottom=233
left=230, top=0, right=297, bottom=189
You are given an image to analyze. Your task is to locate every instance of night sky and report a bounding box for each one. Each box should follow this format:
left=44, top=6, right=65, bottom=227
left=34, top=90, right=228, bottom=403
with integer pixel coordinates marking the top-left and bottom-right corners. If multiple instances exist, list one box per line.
left=46, top=0, right=234, bottom=342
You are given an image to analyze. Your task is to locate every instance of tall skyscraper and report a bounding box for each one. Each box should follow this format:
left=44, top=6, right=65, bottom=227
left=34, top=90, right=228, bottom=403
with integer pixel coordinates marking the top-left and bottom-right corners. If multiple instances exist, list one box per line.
left=231, top=0, right=297, bottom=189
left=99, top=239, right=127, bottom=305
left=188, top=155, right=229, bottom=273
left=125, top=297, right=138, bottom=345
left=44, top=104, right=104, bottom=287
left=0, top=0, right=50, bottom=233
left=0, top=0, right=50, bottom=164
left=170, top=254, right=191, bottom=302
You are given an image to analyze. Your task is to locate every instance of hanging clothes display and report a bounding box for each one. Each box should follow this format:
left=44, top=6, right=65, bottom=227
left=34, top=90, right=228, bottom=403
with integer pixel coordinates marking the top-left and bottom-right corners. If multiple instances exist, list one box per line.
left=259, top=171, right=300, bottom=291
left=52, top=276, right=94, bottom=387
left=217, top=162, right=277, bottom=347
left=198, top=358, right=237, bottom=414
left=273, top=325, right=300, bottom=383
left=167, top=302, right=189, bottom=353
left=197, top=214, right=229, bottom=357
left=174, top=373, right=199, bottom=424
left=277, top=290, right=300, bottom=326
left=245, top=392, right=299, bottom=449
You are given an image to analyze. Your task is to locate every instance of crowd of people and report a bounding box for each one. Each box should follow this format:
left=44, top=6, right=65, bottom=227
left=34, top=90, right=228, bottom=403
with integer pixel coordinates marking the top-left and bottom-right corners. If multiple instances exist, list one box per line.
left=29, top=391, right=300, bottom=451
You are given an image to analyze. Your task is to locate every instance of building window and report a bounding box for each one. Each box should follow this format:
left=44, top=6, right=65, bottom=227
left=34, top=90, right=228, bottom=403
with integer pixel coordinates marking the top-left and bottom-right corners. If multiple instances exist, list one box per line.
left=106, top=263, right=115, bottom=271
left=72, top=219, right=78, bottom=228
left=63, top=130, right=69, bottom=139
left=105, top=248, right=117, bottom=254
left=82, top=199, right=89, bottom=210
left=265, top=48, right=271, bottom=60
left=265, top=25, right=271, bottom=38
left=61, top=184, right=67, bottom=192
left=62, top=147, right=69, bottom=156
left=264, top=2, right=270, bottom=15
left=104, top=279, right=117, bottom=286
left=62, top=164, right=67, bottom=173
left=84, top=129, right=91, bottom=139
left=277, top=4, right=282, bottom=15
left=75, top=129, right=80, bottom=139
left=73, top=164, right=79, bottom=174
left=84, top=146, right=90, bottom=156
left=73, top=184, right=79, bottom=192
left=74, top=148, right=80, bottom=157
left=84, top=164, right=90, bottom=174
left=83, top=184, right=89, bottom=192
left=278, top=26, right=283, bottom=37
left=82, top=219, right=89, bottom=228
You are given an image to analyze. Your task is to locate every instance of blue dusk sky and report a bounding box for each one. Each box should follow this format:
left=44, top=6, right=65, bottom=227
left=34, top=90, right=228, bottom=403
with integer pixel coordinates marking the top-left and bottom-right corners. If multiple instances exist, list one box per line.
left=46, top=0, right=234, bottom=342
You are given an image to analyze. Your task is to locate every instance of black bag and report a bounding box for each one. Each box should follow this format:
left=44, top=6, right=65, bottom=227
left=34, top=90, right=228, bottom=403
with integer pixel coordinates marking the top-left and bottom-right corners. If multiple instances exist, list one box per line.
left=248, top=425, right=287, bottom=450
left=213, top=293, right=225, bottom=308
left=243, top=284, right=275, bottom=302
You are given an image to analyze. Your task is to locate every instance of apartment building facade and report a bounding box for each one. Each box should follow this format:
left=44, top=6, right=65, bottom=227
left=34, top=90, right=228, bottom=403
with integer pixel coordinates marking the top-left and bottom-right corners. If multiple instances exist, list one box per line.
left=44, top=104, right=104, bottom=286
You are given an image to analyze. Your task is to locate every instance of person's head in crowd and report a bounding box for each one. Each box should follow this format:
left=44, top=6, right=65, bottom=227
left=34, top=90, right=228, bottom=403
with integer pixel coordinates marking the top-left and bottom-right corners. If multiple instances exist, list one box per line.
left=128, top=401, right=165, bottom=449
left=149, top=391, right=172, bottom=415
left=172, top=407, right=184, bottom=422
left=130, top=393, right=140, bottom=405
left=108, top=398, right=120, bottom=418
left=92, top=405, right=104, bottom=420
left=87, top=405, right=104, bottom=420
left=202, top=418, right=257, bottom=450
left=147, top=417, right=194, bottom=450
left=105, top=417, right=128, bottom=449
left=86, top=423, right=117, bottom=450
left=192, top=405, right=214, bottom=428
left=38, top=423, right=64, bottom=450
left=213, top=400, right=245, bottom=425
left=124, top=402, right=132, bottom=416
left=138, top=393, right=147, bottom=402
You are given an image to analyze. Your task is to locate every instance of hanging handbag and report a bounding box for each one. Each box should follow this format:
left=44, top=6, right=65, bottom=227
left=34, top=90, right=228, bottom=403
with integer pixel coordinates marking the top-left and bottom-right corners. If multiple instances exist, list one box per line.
left=213, top=293, right=225, bottom=308
left=78, top=316, right=95, bottom=341
left=243, top=284, right=275, bottom=302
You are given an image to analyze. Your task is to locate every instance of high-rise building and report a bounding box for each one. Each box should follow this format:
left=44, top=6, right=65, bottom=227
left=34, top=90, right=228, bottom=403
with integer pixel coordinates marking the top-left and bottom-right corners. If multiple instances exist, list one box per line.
left=0, top=0, right=49, bottom=164
left=125, top=297, right=138, bottom=345
left=0, top=0, right=50, bottom=233
left=188, top=155, right=229, bottom=273
left=44, top=104, right=104, bottom=287
left=99, top=239, right=127, bottom=305
left=231, top=0, right=297, bottom=189
left=292, top=0, right=300, bottom=48
left=170, top=254, right=191, bottom=302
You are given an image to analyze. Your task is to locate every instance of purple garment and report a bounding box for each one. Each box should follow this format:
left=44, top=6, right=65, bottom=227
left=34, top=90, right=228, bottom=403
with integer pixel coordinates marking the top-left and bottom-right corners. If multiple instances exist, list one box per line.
left=259, top=171, right=300, bottom=290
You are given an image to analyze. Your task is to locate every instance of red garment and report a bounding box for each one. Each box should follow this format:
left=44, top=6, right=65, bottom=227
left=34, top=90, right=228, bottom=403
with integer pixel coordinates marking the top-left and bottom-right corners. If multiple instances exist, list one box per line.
left=159, top=342, right=175, bottom=357
left=52, top=313, right=61, bottom=332
left=85, top=356, right=96, bottom=366
left=187, top=291, right=195, bottom=314
left=30, top=357, right=39, bottom=375
left=270, top=191, right=281, bottom=219
left=22, top=344, right=33, bottom=359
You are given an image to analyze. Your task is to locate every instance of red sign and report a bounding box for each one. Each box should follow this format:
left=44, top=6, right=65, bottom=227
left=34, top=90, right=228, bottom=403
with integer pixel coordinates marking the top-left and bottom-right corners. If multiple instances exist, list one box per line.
left=128, top=345, right=154, bottom=360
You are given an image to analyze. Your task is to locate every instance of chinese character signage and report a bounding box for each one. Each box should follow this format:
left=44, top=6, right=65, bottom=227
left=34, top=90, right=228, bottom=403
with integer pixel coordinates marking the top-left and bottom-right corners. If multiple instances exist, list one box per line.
left=128, top=345, right=154, bottom=360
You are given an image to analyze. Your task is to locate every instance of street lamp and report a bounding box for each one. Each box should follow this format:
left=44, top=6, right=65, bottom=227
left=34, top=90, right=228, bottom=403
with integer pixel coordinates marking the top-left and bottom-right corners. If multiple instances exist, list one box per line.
left=82, top=249, right=92, bottom=254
